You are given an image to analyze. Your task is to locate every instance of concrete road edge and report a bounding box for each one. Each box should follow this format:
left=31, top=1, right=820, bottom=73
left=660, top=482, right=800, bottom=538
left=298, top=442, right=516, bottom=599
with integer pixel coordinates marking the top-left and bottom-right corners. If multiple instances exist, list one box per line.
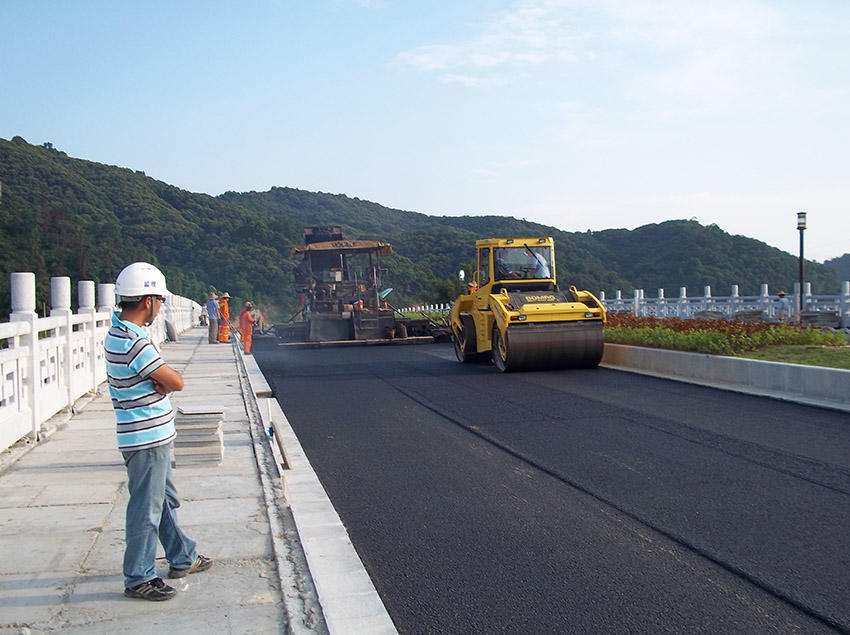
left=602, top=343, right=850, bottom=413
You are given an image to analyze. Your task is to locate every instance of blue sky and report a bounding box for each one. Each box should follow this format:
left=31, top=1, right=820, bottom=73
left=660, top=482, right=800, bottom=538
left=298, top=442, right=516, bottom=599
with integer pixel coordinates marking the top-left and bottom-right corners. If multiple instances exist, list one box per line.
left=2, top=0, right=848, bottom=262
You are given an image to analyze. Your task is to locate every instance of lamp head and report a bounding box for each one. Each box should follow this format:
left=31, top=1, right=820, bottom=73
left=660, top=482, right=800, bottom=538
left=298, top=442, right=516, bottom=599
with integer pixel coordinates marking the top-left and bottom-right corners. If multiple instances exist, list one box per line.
left=797, top=211, right=807, bottom=230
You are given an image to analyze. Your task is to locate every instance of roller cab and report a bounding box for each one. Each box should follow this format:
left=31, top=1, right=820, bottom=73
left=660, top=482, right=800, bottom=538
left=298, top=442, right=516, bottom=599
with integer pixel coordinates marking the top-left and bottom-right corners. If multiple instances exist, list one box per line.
left=450, top=237, right=606, bottom=372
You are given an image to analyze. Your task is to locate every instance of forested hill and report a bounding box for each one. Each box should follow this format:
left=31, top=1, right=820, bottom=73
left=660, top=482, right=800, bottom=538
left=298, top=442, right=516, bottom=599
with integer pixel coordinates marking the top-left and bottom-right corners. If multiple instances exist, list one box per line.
left=0, top=136, right=304, bottom=314
left=824, top=254, right=850, bottom=283
left=0, top=136, right=843, bottom=317
left=223, top=187, right=841, bottom=298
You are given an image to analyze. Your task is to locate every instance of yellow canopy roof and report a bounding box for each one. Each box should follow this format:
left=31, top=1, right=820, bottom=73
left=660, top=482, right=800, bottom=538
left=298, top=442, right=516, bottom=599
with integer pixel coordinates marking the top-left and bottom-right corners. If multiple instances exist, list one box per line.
left=294, top=240, right=392, bottom=257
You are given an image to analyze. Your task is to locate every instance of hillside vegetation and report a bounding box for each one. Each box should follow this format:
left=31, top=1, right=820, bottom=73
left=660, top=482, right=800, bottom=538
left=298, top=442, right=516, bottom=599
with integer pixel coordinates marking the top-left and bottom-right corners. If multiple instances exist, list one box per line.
left=0, top=136, right=844, bottom=317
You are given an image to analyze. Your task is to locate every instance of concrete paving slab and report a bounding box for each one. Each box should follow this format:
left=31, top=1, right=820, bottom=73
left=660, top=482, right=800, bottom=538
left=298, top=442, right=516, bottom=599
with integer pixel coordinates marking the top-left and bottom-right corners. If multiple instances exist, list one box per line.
left=49, top=416, right=115, bottom=431
left=0, top=572, right=74, bottom=626
left=177, top=473, right=264, bottom=500
left=81, top=530, right=263, bottom=576
left=101, top=485, right=265, bottom=535
left=175, top=522, right=273, bottom=561
left=167, top=457, right=259, bottom=478
left=56, top=559, right=281, bottom=628
left=0, top=504, right=111, bottom=535
left=79, top=530, right=124, bottom=574
left=0, top=484, right=42, bottom=508
left=57, top=604, right=286, bottom=634
left=10, top=449, right=124, bottom=469
left=0, top=532, right=95, bottom=575
left=30, top=481, right=122, bottom=507
left=30, top=431, right=116, bottom=453
left=174, top=496, right=268, bottom=528
left=0, top=467, right=126, bottom=489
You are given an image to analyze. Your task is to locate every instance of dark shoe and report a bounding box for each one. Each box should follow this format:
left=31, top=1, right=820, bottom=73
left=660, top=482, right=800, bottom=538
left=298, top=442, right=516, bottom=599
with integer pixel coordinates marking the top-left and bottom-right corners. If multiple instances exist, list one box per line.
left=168, top=554, right=213, bottom=579
left=124, top=577, right=176, bottom=601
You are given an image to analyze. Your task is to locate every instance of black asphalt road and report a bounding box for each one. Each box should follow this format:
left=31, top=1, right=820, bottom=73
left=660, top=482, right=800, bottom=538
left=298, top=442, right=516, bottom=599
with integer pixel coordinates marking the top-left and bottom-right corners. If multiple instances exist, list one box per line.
left=253, top=338, right=850, bottom=634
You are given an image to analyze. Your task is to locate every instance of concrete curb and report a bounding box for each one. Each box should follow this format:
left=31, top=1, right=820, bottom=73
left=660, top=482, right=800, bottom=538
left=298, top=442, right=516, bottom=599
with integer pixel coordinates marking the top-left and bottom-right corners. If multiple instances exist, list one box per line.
left=602, top=343, right=850, bottom=413
left=237, top=347, right=398, bottom=635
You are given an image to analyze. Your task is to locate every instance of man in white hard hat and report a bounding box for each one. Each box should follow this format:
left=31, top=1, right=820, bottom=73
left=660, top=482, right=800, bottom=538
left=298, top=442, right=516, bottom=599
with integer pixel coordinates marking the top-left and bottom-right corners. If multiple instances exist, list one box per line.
left=105, top=262, right=212, bottom=601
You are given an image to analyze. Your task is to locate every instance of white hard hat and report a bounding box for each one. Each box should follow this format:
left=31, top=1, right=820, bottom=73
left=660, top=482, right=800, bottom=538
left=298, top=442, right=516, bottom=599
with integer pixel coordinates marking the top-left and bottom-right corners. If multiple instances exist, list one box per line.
left=115, top=262, right=171, bottom=301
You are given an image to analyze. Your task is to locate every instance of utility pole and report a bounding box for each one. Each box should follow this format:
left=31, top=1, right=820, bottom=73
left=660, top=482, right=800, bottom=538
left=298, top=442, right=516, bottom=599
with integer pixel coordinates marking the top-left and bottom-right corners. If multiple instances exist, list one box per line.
left=797, top=211, right=807, bottom=321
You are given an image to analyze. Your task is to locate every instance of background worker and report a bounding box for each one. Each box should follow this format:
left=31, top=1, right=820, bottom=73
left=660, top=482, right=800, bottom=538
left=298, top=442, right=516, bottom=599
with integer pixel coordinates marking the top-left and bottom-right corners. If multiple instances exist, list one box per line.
left=106, top=262, right=212, bottom=601
left=205, top=292, right=219, bottom=343
left=777, top=291, right=791, bottom=322
left=218, top=292, right=231, bottom=342
left=239, top=301, right=257, bottom=354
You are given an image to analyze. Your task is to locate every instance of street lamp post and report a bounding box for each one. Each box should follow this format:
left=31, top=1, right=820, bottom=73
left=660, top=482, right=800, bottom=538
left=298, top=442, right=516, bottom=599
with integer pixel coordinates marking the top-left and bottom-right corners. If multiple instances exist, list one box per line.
left=797, top=211, right=807, bottom=321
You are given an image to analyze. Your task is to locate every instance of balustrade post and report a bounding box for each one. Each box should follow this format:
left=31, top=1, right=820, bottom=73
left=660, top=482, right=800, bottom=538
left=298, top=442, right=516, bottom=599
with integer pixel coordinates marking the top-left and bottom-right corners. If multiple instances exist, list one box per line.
left=78, top=281, right=98, bottom=392
left=840, top=281, right=850, bottom=328
left=730, top=285, right=739, bottom=317
left=803, top=282, right=812, bottom=311
left=633, top=289, right=641, bottom=317
left=678, top=287, right=687, bottom=318
left=50, top=277, right=74, bottom=409
left=759, top=283, right=769, bottom=317
left=97, top=283, right=115, bottom=313
left=10, top=272, right=40, bottom=441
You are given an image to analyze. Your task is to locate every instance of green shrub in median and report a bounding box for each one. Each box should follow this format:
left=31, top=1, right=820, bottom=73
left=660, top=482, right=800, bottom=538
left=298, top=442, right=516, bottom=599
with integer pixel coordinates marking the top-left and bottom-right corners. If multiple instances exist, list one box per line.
left=604, top=314, right=847, bottom=356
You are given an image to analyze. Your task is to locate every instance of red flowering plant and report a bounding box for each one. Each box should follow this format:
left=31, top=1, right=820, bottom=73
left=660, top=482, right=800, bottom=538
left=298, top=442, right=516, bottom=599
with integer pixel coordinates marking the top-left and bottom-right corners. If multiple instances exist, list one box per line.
left=604, top=314, right=846, bottom=355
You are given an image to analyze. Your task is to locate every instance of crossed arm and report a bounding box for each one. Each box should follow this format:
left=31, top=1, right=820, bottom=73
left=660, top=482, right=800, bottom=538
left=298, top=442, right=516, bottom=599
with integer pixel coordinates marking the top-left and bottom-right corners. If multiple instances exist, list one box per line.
left=150, top=364, right=184, bottom=395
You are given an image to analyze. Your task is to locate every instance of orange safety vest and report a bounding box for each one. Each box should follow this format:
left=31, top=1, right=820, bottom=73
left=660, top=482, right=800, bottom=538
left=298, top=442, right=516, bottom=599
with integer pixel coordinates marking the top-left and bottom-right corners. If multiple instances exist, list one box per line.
left=218, top=300, right=230, bottom=342
left=239, top=308, right=256, bottom=353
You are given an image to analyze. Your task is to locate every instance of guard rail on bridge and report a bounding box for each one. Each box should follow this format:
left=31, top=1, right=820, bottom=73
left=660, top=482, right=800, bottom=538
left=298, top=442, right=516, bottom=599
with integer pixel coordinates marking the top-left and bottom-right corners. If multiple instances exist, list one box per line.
left=600, top=282, right=850, bottom=327
left=0, top=272, right=201, bottom=452
left=400, top=281, right=850, bottom=329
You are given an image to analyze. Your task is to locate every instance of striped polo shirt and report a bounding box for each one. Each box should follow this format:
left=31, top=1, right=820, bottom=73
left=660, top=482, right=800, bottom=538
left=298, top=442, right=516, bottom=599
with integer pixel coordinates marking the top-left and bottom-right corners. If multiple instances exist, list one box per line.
left=105, top=313, right=176, bottom=451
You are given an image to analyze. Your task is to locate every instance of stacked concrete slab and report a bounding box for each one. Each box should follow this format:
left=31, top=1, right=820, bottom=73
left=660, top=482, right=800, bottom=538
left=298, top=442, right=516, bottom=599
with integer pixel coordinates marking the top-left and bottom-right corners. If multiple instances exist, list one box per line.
left=174, top=407, right=224, bottom=465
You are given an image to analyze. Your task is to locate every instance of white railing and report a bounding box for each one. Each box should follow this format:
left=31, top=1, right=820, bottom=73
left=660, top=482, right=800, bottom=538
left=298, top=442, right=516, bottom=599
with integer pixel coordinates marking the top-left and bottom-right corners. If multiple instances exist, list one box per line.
left=398, top=304, right=452, bottom=314
left=600, top=282, right=850, bottom=327
left=1, top=272, right=202, bottom=452
left=397, top=281, right=850, bottom=329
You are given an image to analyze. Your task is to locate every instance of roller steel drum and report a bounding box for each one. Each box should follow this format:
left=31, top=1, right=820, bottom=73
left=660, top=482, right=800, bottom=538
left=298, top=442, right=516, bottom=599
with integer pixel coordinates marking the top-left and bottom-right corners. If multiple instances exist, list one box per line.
left=492, top=320, right=604, bottom=372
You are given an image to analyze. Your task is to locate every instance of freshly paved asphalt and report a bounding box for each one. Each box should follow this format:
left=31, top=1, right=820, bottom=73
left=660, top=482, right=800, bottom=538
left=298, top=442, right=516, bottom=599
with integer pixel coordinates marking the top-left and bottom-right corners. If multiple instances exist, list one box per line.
left=253, top=338, right=850, bottom=634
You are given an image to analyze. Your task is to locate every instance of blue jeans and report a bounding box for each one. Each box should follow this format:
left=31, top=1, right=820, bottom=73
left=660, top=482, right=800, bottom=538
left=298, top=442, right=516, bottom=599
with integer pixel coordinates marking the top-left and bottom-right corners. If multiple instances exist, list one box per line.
left=122, top=443, right=197, bottom=588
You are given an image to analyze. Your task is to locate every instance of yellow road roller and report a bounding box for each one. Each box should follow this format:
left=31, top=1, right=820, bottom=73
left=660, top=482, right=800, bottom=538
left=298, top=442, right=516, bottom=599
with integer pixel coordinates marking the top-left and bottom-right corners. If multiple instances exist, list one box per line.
left=449, top=237, right=606, bottom=372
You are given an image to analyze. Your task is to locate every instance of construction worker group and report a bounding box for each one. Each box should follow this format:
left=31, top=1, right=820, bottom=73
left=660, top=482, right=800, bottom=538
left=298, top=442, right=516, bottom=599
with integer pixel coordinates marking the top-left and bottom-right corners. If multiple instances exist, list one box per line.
left=204, top=291, right=256, bottom=354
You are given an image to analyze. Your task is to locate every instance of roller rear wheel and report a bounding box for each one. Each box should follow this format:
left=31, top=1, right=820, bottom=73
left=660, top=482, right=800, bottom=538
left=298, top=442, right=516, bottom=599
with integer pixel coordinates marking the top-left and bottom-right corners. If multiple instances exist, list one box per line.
left=454, top=325, right=476, bottom=363
left=492, top=327, right=512, bottom=372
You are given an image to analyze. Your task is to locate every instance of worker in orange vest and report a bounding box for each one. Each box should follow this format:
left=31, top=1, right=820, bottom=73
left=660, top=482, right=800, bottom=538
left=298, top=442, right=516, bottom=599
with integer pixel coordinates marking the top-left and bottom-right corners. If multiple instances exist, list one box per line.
left=217, top=292, right=231, bottom=343
left=238, top=302, right=257, bottom=354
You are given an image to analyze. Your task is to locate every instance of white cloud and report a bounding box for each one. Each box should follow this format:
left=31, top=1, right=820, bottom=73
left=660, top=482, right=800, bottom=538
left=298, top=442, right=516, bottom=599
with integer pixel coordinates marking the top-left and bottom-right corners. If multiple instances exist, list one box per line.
left=438, top=73, right=509, bottom=87
left=395, top=0, right=787, bottom=118
left=394, top=0, right=588, bottom=82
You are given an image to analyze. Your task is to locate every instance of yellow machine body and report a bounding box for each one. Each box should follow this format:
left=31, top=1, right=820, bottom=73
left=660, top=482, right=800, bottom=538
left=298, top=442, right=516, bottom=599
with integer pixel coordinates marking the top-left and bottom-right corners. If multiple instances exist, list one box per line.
left=450, top=237, right=607, bottom=372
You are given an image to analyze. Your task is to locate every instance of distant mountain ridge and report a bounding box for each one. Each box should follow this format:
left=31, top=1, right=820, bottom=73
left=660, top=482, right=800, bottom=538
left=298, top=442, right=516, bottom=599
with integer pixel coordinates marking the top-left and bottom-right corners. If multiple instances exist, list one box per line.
left=0, top=136, right=844, bottom=317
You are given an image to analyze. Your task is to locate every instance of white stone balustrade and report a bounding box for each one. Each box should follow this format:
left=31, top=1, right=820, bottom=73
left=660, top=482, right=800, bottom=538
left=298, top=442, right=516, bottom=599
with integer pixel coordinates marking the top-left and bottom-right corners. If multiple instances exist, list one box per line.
left=601, top=282, right=850, bottom=327
left=398, top=282, right=850, bottom=328
left=1, top=272, right=202, bottom=452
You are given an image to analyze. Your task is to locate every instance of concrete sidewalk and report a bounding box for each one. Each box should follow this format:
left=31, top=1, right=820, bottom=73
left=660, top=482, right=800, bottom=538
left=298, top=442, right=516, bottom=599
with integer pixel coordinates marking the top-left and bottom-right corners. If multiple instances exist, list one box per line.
left=0, top=328, right=323, bottom=633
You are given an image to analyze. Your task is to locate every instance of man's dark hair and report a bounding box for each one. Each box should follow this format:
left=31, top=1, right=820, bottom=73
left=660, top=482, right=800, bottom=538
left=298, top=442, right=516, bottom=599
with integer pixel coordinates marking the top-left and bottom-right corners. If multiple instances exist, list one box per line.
left=119, top=298, right=144, bottom=310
